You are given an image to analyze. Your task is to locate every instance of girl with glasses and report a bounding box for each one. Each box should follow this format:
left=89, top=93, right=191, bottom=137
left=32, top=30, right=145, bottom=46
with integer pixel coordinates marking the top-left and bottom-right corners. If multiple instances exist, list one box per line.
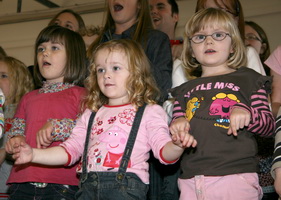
left=195, top=0, right=266, bottom=76
left=170, top=8, right=275, bottom=200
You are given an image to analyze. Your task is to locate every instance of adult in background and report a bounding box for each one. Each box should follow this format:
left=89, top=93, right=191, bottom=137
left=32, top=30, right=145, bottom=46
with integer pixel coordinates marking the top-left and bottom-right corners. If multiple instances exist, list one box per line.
left=245, top=21, right=271, bottom=76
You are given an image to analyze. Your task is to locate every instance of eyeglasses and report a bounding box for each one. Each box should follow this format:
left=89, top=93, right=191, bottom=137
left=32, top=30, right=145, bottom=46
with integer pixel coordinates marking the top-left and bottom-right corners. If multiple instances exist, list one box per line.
left=245, top=34, right=262, bottom=42
left=189, top=32, right=231, bottom=44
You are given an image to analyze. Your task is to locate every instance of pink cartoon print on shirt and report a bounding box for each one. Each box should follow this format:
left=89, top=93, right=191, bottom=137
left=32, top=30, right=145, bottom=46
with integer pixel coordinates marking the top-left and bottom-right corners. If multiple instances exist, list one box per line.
left=209, top=93, right=240, bottom=127
left=99, top=125, right=130, bottom=168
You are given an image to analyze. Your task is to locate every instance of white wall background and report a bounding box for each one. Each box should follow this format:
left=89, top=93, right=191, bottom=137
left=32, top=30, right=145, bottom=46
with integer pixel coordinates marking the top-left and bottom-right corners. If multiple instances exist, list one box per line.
left=0, top=0, right=280, bottom=66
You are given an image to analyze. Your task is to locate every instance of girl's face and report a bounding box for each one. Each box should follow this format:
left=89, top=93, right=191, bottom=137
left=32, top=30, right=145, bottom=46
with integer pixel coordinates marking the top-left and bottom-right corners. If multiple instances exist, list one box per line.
left=108, top=0, right=140, bottom=33
left=245, top=24, right=263, bottom=55
left=0, top=61, right=11, bottom=103
left=37, top=41, right=67, bottom=83
left=53, top=12, right=79, bottom=32
left=190, top=25, right=233, bottom=76
left=95, top=48, right=130, bottom=106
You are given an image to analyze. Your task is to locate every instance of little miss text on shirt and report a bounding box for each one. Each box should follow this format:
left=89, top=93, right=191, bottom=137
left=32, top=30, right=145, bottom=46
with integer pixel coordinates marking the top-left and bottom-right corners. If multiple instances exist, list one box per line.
left=184, top=82, right=240, bottom=98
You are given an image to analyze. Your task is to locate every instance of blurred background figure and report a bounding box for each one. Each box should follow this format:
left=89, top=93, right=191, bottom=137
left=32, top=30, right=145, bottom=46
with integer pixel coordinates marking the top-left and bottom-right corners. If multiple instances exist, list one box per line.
left=245, top=21, right=271, bottom=76
left=48, top=9, right=86, bottom=35
left=82, top=25, right=103, bottom=50
left=0, top=56, right=34, bottom=200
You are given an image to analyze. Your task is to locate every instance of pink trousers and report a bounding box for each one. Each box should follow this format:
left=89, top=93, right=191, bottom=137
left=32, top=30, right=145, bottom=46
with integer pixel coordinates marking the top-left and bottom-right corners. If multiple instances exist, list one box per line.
left=178, top=173, right=263, bottom=200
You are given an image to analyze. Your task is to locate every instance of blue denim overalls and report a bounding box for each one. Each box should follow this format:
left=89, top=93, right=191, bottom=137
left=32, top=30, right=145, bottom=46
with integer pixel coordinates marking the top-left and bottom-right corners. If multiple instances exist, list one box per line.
left=76, top=105, right=148, bottom=200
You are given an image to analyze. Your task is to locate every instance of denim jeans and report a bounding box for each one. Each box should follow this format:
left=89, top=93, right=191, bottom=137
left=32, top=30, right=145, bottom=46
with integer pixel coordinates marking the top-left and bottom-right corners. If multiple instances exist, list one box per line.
left=8, top=183, right=78, bottom=200
left=76, top=172, right=148, bottom=200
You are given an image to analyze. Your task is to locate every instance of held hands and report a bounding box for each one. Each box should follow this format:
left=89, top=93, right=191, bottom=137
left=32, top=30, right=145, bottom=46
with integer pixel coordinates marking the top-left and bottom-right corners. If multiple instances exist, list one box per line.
left=36, top=121, right=53, bottom=148
left=10, top=142, right=33, bottom=165
left=170, top=117, right=197, bottom=148
left=227, top=108, right=251, bottom=136
left=5, top=135, right=26, bottom=154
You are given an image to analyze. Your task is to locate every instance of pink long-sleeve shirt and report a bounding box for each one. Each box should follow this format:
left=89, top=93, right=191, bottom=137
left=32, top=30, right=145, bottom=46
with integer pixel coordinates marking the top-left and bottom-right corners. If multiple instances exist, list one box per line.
left=61, top=104, right=173, bottom=184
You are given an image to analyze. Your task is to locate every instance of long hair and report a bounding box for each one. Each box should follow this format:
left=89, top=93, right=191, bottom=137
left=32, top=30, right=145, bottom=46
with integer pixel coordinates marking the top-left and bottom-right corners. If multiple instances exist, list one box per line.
left=182, top=8, right=247, bottom=79
left=87, top=0, right=154, bottom=59
left=0, top=56, right=34, bottom=105
left=84, top=39, right=160, bottom=111
left=195, top=0, right=245, bottom=41
left=33, top=25, right=88, bottom=87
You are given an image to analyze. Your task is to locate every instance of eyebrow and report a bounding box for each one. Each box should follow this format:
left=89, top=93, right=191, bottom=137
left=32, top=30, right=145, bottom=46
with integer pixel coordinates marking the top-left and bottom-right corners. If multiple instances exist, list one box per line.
left=156, top=3, right=165, bottom=7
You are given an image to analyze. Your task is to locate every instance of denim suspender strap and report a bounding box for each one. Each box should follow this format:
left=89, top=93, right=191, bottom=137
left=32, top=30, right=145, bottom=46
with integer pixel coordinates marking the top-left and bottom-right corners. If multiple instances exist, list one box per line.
left=80, top=104, right=146, bottom=184
left=80, top=111, right=96, bottom=183
left=116, top=104, right=146, bottom=183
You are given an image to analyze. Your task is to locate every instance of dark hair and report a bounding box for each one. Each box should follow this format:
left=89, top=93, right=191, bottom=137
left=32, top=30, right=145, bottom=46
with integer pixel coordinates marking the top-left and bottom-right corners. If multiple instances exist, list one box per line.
left=195, top=0, right=245, bottom=41
left=34, top=25, right=88, bottom=87
left=48, top=9, right=86, bottom=34
left=168, top=0, right=179, bottom=15
left=167, top=0, right=179, bottom=29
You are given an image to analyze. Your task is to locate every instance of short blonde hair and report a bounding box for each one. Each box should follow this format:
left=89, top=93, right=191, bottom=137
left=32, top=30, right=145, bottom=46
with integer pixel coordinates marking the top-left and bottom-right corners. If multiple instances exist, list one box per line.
left=0, top=56, right=34, bottom=105
left=84, top=39, right=160, bottom=111
left=182, top=8, right=247, bottom=79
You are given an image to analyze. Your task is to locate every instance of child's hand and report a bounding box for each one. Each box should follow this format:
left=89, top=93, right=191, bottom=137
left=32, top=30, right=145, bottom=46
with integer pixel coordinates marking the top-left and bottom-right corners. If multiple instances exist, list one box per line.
left=227, top=108, right=251, bottom=136
left=36, top=122, right=53, bottom=148
left=5, top=135, right=26, bottom=154
left=170, top=117, right=197, bottom=148
left=171, top=132, right=197, bottom=148
left=275, top=168, right=281, bottom=197
left=12, top=142, right=33, bottom=165
left=170, top=117, right=190, bottom=136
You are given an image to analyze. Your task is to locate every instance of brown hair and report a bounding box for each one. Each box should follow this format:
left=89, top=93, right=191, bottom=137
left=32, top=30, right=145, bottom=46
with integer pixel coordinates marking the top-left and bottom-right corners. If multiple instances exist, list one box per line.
left=34, top=25, right=88, bottom=87
left=48, top=9, right=86, bottom=35
left=87, top=0, right=154, bottom=59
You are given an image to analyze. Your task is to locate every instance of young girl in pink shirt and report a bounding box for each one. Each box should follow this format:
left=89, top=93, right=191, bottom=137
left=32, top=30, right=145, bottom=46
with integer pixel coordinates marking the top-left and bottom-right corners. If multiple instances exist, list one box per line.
left=10, top=39, right=197, bottom=200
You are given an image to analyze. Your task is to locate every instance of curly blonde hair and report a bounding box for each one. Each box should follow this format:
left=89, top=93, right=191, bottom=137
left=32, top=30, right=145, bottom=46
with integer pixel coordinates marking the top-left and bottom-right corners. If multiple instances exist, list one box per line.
left=182, top=8, right=247, bottom=79
left=84, top=39, right=160, bottom=111
left=0, top=56, right=34, bottom=105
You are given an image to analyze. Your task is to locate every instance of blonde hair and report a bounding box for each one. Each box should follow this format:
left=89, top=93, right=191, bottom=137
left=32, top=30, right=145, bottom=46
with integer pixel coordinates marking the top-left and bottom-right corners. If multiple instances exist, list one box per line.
left=182, top=8, right=247, bottom=79
left=84, top=39, right=160, bottom=111
left=0, top=56, right=34, bottom=105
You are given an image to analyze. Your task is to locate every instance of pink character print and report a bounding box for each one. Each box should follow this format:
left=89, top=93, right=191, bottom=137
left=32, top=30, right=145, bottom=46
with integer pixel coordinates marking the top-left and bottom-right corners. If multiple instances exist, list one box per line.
left=99, top=125, right=131, bottom=168
left=209, top=93, right=240, bottom=120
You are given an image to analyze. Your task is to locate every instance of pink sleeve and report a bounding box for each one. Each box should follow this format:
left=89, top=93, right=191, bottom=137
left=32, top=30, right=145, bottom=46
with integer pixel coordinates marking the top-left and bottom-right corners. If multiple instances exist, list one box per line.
left=265, top=45, right=281, bottom=75
left=146, top=105, right=173, bottom=164
left=60, top=109, right=92, bottom=166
